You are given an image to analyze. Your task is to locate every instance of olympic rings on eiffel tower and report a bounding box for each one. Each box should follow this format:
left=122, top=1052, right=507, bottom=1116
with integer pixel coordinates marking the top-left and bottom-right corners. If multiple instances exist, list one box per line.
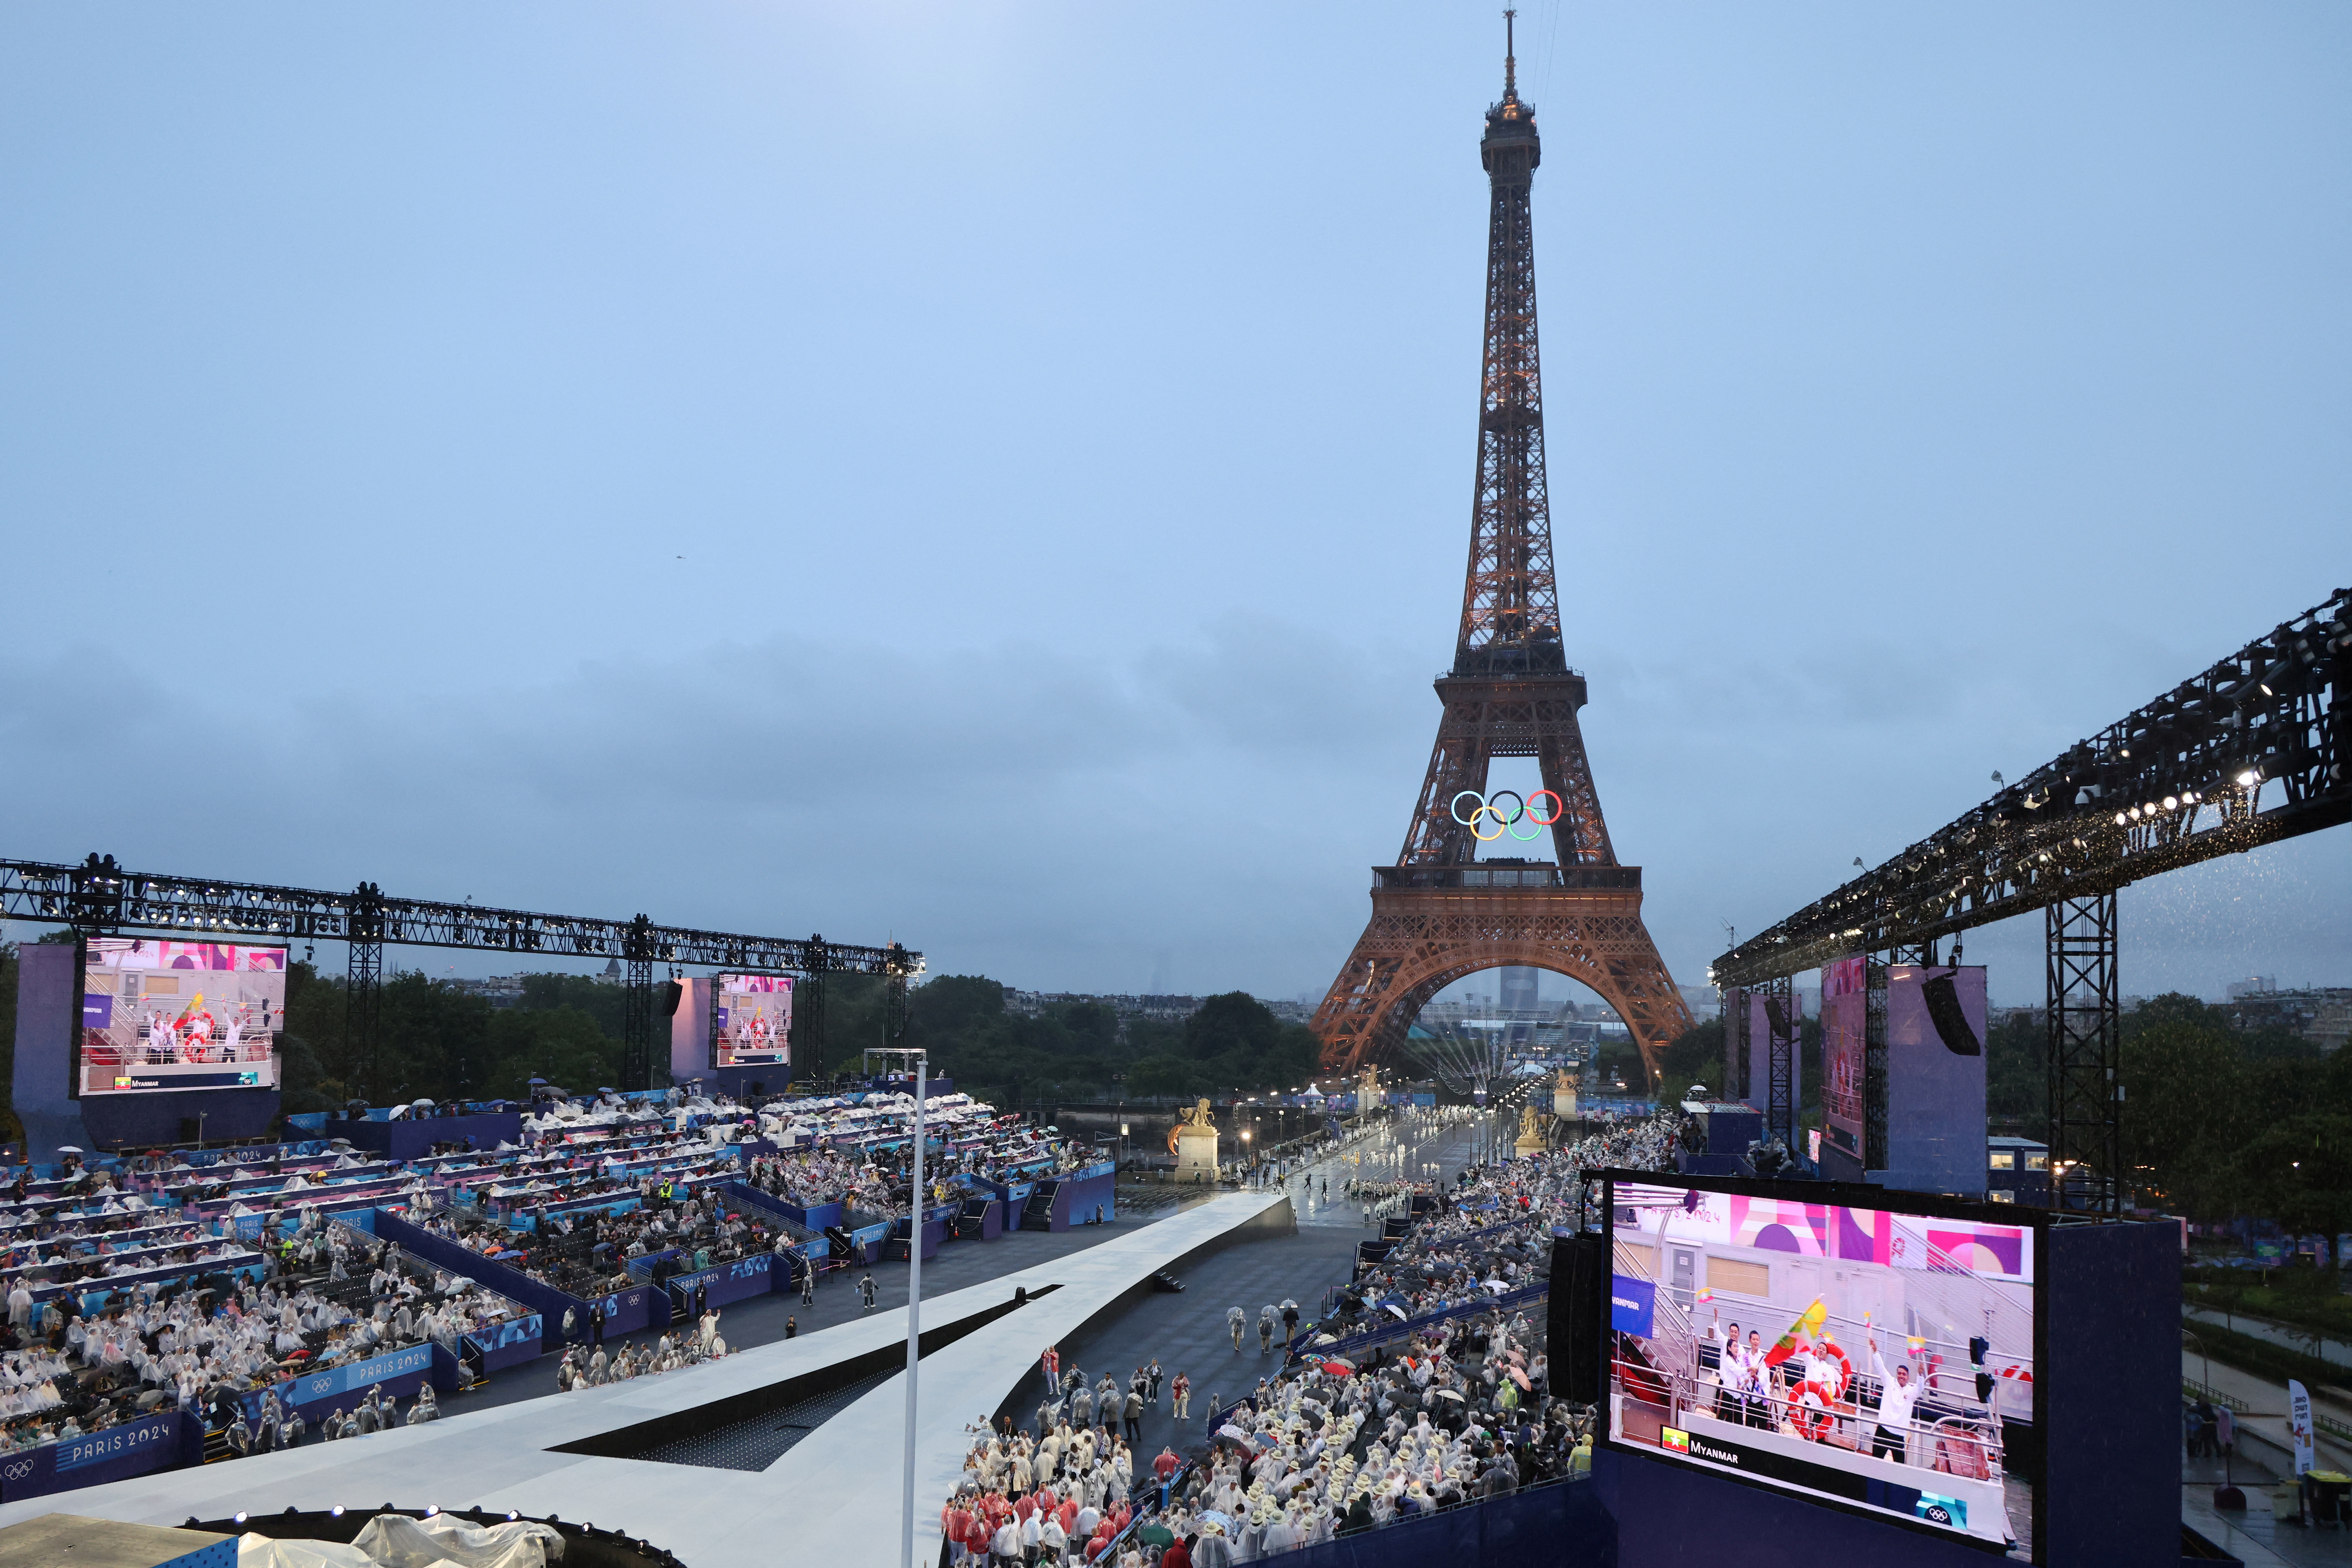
left=1449, top=789, right=1566, bottom=842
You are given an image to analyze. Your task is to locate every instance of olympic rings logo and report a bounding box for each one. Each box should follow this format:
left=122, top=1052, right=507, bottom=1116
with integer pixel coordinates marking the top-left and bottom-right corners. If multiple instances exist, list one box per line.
left=4, top=1458, right=33, bottom=1480
left=1450, top=789, right=1566, bottom=843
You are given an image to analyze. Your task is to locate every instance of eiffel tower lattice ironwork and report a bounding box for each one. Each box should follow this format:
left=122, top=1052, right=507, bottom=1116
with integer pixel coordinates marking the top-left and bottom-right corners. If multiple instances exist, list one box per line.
left=1311, top=26, right=1692, bottom=1085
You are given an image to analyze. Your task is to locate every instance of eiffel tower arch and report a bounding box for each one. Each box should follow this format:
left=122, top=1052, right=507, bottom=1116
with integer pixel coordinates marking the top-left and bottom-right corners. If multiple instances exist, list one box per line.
left=1312, top=24, right=1691, bottom=1087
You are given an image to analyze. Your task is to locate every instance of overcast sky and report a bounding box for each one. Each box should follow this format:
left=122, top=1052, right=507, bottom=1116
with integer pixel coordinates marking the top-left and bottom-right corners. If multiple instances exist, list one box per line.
left=3, top=3, right=2346, bottom=1010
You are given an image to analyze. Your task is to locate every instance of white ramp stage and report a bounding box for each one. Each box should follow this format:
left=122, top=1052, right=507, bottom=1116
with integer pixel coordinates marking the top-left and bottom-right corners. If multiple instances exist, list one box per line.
left=0, top=1193, right=1292, bottom=1567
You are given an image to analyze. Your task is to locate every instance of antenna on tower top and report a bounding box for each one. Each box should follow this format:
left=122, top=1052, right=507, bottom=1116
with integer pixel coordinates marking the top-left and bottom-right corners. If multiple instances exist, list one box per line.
left=1504, top=8, right=1518, bottom=95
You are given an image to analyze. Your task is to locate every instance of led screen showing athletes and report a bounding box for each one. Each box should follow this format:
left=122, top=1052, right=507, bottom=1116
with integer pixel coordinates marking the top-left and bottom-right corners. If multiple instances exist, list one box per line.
left=1819, top=956, right=1868, bottom=1176
left=1602, top=1176, right=2036, bottom=1554
left=80, top=939, right=284, bottom=1094
left=714, top=974, right=791, bottom=1067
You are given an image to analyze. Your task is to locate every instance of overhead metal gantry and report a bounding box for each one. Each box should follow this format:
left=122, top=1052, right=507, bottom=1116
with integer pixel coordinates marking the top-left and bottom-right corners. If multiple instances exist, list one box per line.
left=1, top=855, right=920, bottom=1098
left=1711, top=588, right=2348, bottom=1209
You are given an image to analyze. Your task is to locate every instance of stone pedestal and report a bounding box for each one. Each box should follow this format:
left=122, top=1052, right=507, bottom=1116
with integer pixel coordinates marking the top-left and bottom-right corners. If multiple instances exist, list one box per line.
left=1175, top=1123, right=1221, bottom=1184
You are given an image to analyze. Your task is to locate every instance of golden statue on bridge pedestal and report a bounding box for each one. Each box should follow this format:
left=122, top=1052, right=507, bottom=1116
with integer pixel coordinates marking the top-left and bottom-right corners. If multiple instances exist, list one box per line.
left=1514, top=1102, right=1550, bottom=1158
left=1172, top=1098, right=1221, bottom=1183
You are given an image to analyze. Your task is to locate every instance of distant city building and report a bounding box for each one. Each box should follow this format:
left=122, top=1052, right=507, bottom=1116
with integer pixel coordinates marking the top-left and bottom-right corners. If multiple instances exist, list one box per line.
left=2227, top=975, right=2281, bottom=1001
left=1500, top=967, right=1539, bottom=1013
left=1985, top=1137, right=2049, bottom=1205
left=444, top=975, right=526, bottom=1007
left=2227, top=987, right=2352, bottom=1054
left=1002, top=991, right=1207, bottom=1027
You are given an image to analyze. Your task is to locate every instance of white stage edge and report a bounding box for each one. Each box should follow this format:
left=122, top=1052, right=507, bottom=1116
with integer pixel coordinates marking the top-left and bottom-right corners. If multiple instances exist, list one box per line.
left=0, top=1192, right=1292, bottom=1567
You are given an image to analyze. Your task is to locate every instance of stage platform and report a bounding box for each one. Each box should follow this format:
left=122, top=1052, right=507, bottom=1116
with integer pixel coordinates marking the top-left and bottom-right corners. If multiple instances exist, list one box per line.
left=0, top=1191, right=1292, bottom=1568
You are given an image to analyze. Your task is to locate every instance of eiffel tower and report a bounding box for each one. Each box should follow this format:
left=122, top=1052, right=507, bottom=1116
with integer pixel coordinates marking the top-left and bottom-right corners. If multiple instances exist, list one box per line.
left=1311, top=22, right=1692, bottom=1086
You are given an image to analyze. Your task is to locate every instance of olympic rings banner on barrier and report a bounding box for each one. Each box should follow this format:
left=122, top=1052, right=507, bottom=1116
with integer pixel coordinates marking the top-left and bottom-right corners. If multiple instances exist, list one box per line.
left=1450, top=789, right=1566, bottom=843
left=0, top=1409, right=200, bottom=1503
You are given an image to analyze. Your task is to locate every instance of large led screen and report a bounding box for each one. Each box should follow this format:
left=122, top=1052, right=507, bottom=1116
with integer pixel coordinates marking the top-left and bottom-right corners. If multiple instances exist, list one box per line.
left=714, top=974, right=791, bottom=1067
left=81, top=940, right=284, bottom=1094
left=1820, top=956, right=1868, bottom=1174
left=1603, top=1176, right=2036, bottom=1555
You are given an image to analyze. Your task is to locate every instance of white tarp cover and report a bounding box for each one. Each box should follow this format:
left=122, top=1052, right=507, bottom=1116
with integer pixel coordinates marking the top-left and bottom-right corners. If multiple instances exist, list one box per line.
left=238, top=1515, right=564, bottom=1568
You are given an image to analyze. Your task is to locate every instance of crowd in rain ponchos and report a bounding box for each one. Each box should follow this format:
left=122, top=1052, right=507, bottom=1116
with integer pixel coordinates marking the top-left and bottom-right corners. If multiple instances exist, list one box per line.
left=1330, top=1111, right=1684, bottom=1328
left=943, top=1366, right=1143, bottom=1566
left=551, top=1304, right=732, bottom=1391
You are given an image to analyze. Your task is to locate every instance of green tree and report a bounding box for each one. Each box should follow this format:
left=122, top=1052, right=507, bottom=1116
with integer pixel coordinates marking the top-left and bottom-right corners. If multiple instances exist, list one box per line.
left=1657, top=1018, right=1724, bottom=1098
left=2235, top=1114, right=2352, bottom=1269
left=1984, top=1010, right=2045, bottom=1125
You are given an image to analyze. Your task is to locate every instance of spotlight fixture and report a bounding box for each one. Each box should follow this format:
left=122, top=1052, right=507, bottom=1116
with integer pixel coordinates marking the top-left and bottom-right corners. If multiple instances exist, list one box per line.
left=2163, top=796, right=2178, bottom=811
left=2236, top=769, right=2261, bottom=787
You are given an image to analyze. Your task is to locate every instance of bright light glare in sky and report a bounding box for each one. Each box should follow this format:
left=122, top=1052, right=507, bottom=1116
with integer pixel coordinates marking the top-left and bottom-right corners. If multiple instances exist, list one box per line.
left=1, top=3, right=2345, bottom=1007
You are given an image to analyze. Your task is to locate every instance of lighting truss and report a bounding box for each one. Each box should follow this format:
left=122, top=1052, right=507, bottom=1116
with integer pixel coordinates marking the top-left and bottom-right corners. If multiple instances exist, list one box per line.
left=1712, top=588, right=2348, bottom=987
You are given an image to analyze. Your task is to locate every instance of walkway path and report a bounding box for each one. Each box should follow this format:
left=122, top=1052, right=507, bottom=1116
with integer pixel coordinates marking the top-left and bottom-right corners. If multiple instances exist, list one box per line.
left=2188, top=1305, right=2352, bottom=1373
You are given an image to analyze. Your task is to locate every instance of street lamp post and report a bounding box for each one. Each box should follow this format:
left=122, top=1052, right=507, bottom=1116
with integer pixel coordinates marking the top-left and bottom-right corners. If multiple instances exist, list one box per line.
left=864, top=1046, right=929, bottom=1568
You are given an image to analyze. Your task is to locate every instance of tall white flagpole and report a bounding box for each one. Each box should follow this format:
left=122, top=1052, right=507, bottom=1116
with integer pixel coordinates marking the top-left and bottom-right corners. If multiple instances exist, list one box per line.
left=901, top=1054, right=926, bottom=1568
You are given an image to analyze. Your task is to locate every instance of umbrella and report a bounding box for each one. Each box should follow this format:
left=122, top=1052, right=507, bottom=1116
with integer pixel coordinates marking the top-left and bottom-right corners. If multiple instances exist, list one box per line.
left=1432, top=1388, right=1466, bottom=1402
left=1199, top=1511, right=1235, bottom=1530
left=56, top=1146, right=83, bottom=1155
left=1382, top=1304, right=1408, bottom=1321
left=1136, top=1524, right=1175, bottom=1548
left=1507, top=1368, right=1531, bottom=1390
left=1481, top=1279, right=1509, bottom=1293
left=1216, top=1423, right=1251, bottom=1443
left=1280, top=1298, right=1297, bottom=1310
left=1321, top=1361, right=1355, bottom=1377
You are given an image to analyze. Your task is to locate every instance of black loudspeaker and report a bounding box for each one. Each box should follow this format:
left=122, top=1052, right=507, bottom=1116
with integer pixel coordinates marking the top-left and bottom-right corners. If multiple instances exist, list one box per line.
left=1552, top=1232, right=1606, bottom=1404
left=1922, top=971, right=1982, bottom=1055
left=659, top=980, right=684, bottom=1017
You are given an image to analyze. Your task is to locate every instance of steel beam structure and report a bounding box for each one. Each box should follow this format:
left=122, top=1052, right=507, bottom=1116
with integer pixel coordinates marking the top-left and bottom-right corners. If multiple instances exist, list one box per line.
left=2047, top=893, right=2121, bottom=1213
left=1764, top=975, right=1795, bottom=1149
left=3, top=854, right=918, bottom=1095
left=620, top=915, right=656, bottom=1092
left=1728, top=985, right=1749, bottom=1104
left=1712, top=589, right=2349, bottom=989
left=796, top=938, right=829, bottom=1079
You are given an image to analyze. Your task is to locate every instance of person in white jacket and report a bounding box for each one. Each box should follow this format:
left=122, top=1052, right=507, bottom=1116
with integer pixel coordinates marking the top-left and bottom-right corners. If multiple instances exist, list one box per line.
left=1866, top=1336, right=1921, bottom=1463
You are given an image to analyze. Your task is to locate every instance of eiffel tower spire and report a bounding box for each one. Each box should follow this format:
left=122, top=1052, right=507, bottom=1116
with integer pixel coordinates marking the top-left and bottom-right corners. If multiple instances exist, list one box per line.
left=1458, top=11, right=1561, bottom=679
left=1310, top=31, right=1692, bottom=1086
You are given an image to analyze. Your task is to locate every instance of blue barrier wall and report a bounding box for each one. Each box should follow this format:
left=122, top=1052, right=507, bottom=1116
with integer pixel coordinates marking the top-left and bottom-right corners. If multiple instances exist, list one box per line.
left=1060, top=1166, right=1115, bottom=1227
left=240, top=1341, right=458, bottom=1429
left=0, top=1409, right=205, bottom=1505
left=464, top=1314, right=546, bottom=1373
left=659, top=1250, right=776, bottom=1310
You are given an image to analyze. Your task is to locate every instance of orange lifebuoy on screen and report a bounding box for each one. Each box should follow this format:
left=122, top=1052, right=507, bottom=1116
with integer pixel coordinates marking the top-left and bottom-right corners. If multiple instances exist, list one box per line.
left=1790, top=1380, right=1836, bottom=1439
